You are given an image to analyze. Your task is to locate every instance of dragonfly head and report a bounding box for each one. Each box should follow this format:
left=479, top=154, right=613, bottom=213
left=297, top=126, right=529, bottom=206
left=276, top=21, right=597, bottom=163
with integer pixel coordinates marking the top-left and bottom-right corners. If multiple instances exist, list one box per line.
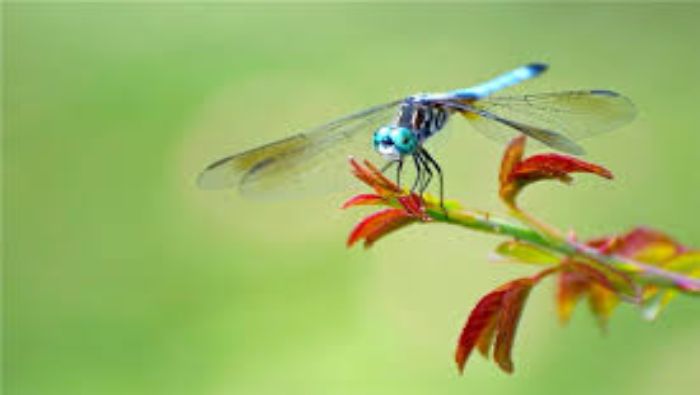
left=373, top=126, right=418, bottom=160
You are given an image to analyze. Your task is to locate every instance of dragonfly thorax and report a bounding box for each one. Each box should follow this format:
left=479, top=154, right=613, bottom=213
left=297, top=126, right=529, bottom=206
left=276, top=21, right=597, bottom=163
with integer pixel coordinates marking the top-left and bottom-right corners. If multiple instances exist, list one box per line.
left=398, top=99, right=450, bottom=143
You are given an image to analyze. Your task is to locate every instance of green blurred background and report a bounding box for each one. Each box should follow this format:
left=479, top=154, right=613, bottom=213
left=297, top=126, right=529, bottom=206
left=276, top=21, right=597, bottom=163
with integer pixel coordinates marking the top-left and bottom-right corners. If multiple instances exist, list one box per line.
left=4, top=3, right=700, bottom=395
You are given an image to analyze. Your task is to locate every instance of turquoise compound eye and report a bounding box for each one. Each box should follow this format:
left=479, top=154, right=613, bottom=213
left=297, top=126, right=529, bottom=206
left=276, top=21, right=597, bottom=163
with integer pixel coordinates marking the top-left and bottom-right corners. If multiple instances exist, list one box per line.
left=390, top=127, right=418, bottom=155
left=372, top=128, right=389, bottom=149
left=373, top=126, right=398, bottom=157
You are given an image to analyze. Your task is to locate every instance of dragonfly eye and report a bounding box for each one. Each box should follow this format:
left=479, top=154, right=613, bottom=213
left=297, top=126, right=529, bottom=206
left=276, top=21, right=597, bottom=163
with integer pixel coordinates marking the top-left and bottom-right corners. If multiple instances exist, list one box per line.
left=390, top=127, right=417, bottom=155
left=373, top=126, right=401, bottom=160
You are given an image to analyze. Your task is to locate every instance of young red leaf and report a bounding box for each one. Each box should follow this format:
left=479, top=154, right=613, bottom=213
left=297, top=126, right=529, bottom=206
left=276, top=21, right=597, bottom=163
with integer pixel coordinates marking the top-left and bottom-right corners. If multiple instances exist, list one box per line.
left=499, top=135, right=527, bottom=193
left=566, top=261, right=616, bottom=292
left=346, top=208, right=417, bottom=248
left=588, top=227, right=699, bottom=296
left=349, top=158, right=402, bottom=197
left=455, top=287, right=507, bottom=373
left=620, top=228, right=685, bottom=263
left=557, top=269, right=590, bottom=324
left=345, top=160, right=433, bottom=249
left=475, top=317, right=499, bottom=359
left=493, top=280, right=534, bottom=373
left=455, top=276, right=544, bottom=374
left=591, top=227, right=684, bottom=259
left=498, top=136, right=612, bottom=205
left=397, top=194, right=430, bottom=221
left=588, top=284, right=619, bottom=331
left=349, top=157, right=377, bottom=187
left=616, top=227, right=680, bottom=253
left=555, top=259, right=626, bottom=329
left=572, top=259, right=637, bottom=300
left=510, top=154, right=613, bottom=186
left=341, top=193, right=385, bottom=209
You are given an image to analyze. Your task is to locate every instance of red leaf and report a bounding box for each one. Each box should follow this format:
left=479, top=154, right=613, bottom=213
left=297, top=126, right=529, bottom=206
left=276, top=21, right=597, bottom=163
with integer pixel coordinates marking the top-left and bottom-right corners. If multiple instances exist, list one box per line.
left=509, top=154, right=613, bottom=185
left=497, top=137, right=612, bottom=205
left=588, top=284, right=619, bottom=331
left=349, top=158, right=402, bottom=197
left=341, top=193, right=385, bottom=209
left=499, top=135, right=527, bottom=189
left=599, top=227, right=686, bottom=260
left=344, top=170, right=430, bottom=249
left=346, top=208, right=417, bottom=248
left=587, top=228, right=698, bottom=317
left=556, top=260, right=626, bottom=329
left=493, top=280, right=533, bottom=373
left=455, top=276, right=542, bottom=374
left=566, top=261, right=616, bottom=292
left=618, top=227, right=680, bottom=251
left=349, top=157, right=376, bottom=186
left=476, top=317, right=499, bottom=358
left=557, top=269, right=590, bottom=324
left=455, top=288, right=507, bottom=373
left=397, top=194, right=430, bottom=221
left=586, top=236, right=619, bottom=253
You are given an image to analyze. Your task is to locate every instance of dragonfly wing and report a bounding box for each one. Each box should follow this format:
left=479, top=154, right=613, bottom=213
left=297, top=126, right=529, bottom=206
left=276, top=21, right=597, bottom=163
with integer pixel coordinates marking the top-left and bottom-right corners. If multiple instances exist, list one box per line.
left=467, top=106, right=586, bottom=155
left=438, top=98, right=585, bottom=155
left=197, top=100, right=402, bottom=198
left=466, top=90, right=636, bottom=152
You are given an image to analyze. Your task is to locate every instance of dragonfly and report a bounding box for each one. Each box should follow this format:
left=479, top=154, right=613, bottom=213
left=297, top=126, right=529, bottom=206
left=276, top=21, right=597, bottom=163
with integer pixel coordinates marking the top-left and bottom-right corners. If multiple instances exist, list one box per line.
left=197, top=63, right=636, bottom=203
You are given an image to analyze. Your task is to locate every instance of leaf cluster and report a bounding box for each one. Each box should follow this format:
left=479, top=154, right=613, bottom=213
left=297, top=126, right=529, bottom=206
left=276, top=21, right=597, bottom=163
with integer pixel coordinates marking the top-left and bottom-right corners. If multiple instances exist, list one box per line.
left=343, top=137, right=700, bottom=374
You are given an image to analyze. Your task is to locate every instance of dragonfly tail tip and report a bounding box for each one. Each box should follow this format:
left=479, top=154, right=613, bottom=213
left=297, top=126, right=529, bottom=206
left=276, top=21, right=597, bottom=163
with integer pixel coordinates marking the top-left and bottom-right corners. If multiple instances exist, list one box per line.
left=527, top=63, right=549, bottom=75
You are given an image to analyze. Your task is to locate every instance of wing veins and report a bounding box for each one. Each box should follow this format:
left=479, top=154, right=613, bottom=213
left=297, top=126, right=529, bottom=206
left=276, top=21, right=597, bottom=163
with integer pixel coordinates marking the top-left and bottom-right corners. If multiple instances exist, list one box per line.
left=439, top=99, right=585, bottom=154
left=197, top=100, right=403, bottom=195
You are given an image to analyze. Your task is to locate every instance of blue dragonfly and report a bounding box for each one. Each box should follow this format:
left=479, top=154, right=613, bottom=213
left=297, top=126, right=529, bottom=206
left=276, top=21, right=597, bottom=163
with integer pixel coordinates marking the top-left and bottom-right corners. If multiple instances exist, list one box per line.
left=198, top=63, right=636, bottom=202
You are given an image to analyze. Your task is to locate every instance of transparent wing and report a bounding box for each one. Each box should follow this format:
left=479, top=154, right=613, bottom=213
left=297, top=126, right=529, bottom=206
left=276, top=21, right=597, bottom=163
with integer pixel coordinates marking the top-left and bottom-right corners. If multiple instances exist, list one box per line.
left=197, top=100, right=402, bottom=198
left=462, top=90, right=637, bottom=154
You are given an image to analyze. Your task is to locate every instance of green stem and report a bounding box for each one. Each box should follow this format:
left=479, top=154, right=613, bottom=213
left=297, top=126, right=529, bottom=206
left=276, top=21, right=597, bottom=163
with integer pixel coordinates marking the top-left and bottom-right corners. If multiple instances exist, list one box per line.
left=423, top=205, right=700, bottom=295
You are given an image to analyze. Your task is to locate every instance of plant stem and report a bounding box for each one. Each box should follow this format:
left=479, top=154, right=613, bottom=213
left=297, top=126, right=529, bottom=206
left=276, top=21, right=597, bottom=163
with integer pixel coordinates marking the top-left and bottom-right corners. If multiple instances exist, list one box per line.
left=424, top=205, right=700, bottom=295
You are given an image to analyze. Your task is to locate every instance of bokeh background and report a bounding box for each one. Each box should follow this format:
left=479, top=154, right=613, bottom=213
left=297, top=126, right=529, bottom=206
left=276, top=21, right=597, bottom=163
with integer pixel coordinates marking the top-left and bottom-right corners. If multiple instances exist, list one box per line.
left=5, top=3, right=700, bottom=395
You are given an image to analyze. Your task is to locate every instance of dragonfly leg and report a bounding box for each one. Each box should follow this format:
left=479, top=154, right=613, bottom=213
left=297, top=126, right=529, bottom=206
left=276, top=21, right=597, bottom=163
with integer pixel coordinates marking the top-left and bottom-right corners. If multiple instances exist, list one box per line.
left=419, top=147, right=446, bottom=213
left=380, top=160, right=396, bottom=174
left=396, top=159, right=404, bottom=189
left=380, top=160, right=403, bottom=189
left=416, top=152, right=433, bottom=195
left=410, top=154, right=423, bottom=193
